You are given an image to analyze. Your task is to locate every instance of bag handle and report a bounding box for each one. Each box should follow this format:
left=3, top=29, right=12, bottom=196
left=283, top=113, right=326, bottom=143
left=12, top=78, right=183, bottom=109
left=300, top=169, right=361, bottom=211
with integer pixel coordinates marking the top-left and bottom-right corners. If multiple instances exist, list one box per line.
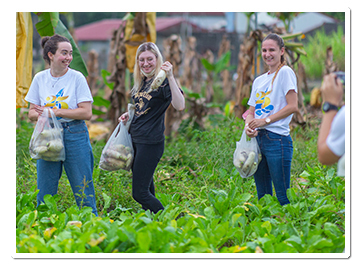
left=125, top=103, right=136, bottom=131
left=114, top=123, right=122, bottom=138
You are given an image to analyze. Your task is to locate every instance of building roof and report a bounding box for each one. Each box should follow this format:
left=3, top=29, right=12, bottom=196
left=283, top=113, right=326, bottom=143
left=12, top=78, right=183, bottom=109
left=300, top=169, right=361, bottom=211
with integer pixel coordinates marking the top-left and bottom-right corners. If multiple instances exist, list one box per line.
left=74, top=19, right=126, bottom=41
left=74, top=17, right=207, bottom=41
left=289, top=12, right=338, bottom=33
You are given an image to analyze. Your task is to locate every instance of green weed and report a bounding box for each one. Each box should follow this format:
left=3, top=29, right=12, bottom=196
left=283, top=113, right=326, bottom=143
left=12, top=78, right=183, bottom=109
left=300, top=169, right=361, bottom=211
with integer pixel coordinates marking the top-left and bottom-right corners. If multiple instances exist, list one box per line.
left=16, top=112, right=345, bottom=253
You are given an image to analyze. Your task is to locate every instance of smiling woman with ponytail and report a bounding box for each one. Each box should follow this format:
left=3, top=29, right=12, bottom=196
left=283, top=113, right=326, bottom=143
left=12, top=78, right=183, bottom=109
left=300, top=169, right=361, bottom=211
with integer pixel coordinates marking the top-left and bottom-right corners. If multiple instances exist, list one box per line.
left=244, top=33, right=299, bottom=206
left=25, top=34, right=98, bottom=216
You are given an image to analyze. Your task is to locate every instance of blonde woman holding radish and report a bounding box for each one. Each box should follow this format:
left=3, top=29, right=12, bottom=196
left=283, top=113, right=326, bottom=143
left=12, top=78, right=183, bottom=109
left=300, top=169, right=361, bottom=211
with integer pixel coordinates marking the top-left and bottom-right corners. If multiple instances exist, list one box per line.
left=245, top=33, right=298, bottom=206
left=119, top=42, right=185, bottom=214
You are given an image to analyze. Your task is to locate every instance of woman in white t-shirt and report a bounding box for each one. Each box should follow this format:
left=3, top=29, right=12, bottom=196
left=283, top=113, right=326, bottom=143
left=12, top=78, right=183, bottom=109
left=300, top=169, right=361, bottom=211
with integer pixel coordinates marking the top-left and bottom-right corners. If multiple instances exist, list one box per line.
left=318, top=73, right=345, bottom=176
left=25, top=34, right=98, bottom=215
left=245, top=33, right=298, bottom=206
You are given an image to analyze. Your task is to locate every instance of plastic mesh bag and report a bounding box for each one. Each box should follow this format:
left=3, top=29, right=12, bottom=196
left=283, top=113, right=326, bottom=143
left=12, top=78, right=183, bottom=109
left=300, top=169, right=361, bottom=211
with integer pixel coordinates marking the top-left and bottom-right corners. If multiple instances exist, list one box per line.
left=99, top=104, right=135, bottom=171
left=29, top=108, right=65, bottom=161
left=233, top=128, right=261, bottom=178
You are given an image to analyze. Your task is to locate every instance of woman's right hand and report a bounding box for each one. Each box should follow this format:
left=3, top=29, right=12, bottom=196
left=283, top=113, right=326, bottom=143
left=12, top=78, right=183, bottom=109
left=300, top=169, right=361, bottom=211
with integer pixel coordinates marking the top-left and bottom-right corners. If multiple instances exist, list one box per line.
left=245, top=124, right=258, bottom=138
left=28, top=104, right=45, bottom=121
left=321, top=73, right=343, bottom=106
left=118, top=112, right=129, bottom=125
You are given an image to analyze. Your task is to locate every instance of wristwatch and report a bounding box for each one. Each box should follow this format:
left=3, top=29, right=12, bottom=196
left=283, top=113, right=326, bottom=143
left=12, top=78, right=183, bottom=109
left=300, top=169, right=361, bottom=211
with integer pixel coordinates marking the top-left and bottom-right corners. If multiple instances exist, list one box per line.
left=322, top=102, right=338, bottom=112
left=265, top=117, right=271, bottom=124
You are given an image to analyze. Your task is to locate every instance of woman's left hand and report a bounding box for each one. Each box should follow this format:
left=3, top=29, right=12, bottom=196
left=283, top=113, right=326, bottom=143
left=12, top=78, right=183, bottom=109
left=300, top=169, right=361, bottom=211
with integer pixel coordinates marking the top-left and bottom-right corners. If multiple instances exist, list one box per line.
left=161, top=61, right=173, bottom=77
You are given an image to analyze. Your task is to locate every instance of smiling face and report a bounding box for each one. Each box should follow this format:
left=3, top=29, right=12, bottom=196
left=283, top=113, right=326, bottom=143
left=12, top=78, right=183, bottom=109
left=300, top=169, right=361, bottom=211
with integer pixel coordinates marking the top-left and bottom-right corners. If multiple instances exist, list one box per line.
left=48, top=41, right=73, bottom=75
left=138, top=50, right=157, bottom=77
left=261, top=39, right=284, bottom=73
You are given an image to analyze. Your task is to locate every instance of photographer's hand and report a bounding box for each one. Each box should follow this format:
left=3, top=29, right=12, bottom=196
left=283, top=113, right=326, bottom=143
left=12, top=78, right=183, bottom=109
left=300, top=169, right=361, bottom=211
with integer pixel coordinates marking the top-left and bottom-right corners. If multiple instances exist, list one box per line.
left=321, top=73, right=343, bottom=106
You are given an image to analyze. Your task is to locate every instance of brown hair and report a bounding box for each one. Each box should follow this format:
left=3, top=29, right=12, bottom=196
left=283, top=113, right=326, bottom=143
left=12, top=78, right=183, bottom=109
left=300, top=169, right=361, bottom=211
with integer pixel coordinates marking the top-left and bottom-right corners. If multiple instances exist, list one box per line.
left=41, top=34, right=71, bottom=65
left=262, top=33, right=286, bottom=89
left=263, top=33, right=286, bottom=63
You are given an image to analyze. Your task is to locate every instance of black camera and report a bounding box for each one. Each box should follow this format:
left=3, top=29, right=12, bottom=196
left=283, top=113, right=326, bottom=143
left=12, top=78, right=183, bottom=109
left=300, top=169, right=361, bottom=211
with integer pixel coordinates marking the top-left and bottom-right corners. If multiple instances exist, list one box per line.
left=333, top=71, right=345, bottom=86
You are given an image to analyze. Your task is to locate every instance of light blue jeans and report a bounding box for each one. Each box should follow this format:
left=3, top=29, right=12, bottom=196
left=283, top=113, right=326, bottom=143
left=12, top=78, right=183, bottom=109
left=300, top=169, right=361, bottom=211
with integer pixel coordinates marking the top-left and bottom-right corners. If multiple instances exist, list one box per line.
left=253, top=129, right=293, bottom=206
left=36, top=120, right=98, bottom=216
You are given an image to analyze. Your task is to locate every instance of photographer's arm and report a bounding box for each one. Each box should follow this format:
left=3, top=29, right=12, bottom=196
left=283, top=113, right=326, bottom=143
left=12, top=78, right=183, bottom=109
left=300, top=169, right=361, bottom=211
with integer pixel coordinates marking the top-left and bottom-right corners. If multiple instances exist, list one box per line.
left=317, top=74, right=344, bottom=165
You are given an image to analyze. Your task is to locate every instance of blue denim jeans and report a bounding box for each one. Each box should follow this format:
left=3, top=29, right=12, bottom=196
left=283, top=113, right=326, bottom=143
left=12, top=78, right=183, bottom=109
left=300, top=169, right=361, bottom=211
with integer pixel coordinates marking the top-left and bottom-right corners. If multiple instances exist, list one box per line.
left=36, top=120, right=98, bottom=216
left=253, top=129, right=293, bottom=206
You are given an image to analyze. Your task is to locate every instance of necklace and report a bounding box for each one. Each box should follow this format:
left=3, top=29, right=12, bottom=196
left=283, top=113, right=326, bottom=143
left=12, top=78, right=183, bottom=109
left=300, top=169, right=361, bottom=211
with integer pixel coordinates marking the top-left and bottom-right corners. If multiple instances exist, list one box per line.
left=50, top=69, right=67, bottom=88
left=51, top=77, right=61, bottom=88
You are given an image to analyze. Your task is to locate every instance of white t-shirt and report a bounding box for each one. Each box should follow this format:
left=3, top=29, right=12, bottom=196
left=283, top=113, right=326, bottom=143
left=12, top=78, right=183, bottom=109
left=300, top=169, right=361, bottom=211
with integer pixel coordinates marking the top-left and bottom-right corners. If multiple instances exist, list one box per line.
left=326, top=106, right=345, bottom=176
left=326, top=106, right=345, bottom=156
left=25, top=68, right=93, bottom=122
left=248, top=66, right=297, bottom=136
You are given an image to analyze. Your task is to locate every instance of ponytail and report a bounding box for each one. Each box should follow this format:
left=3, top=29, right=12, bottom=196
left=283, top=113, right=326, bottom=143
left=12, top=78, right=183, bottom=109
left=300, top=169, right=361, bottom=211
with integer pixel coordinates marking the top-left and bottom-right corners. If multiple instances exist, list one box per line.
left=271, top=61, right=286, bottom=90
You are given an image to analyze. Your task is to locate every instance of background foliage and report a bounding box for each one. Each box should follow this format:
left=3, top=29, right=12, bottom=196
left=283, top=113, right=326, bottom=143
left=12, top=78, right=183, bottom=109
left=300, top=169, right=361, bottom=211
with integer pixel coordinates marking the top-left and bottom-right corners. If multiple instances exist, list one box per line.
left=300, top=26, right=345, bottom=80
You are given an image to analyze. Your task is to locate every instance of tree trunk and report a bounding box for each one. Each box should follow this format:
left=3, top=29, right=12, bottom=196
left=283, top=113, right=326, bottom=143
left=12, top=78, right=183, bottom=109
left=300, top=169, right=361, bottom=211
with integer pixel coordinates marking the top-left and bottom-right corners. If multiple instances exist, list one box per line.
left=234, top=31, right=261, bottom=118
left=181, top=36, right=201, bottom=93
left=204, top=49, right=214, bottom=103
left=107, top=23, right=128, bottom=131
left=324, top=46, right=338, bottom=75
left=86, top=50, right=99, bottom=96
left=218, top=35, right=232, bottom=100
left=163, top=34, right=183, bottom=136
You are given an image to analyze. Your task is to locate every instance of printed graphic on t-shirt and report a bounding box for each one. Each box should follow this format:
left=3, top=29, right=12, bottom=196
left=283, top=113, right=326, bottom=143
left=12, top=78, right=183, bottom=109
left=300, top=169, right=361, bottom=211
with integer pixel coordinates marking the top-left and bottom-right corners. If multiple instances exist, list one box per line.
left=255, top=86, right=274, bottom=116
left=134, top=91, right=152, bottom=117
left=44, top=88, right=69, bottom=109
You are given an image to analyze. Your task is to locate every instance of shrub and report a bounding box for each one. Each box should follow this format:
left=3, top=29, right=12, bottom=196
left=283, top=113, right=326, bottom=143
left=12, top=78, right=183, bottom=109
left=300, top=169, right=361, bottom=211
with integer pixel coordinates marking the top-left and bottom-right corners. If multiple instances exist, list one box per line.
left=301, top=26, right=345, bottom=80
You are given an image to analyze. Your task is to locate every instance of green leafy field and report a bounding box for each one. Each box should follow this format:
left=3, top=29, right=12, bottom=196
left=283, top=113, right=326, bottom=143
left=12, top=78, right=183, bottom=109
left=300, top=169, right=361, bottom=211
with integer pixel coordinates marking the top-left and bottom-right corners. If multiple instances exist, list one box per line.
left=16, top=114, right=345, bottom=253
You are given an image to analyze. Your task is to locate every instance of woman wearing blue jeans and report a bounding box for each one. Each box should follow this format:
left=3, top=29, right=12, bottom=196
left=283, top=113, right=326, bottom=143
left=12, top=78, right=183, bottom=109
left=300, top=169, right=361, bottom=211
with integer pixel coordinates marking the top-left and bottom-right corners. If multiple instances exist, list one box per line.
left=245, top=34, right=298, bottom=206
left=25, top=34, right=98, bottom=215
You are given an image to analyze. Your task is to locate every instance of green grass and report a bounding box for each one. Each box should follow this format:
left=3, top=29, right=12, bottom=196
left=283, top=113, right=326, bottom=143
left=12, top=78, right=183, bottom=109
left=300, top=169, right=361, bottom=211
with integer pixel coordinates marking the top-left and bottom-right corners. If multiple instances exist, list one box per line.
left=16, top=110, right=345, bottom=253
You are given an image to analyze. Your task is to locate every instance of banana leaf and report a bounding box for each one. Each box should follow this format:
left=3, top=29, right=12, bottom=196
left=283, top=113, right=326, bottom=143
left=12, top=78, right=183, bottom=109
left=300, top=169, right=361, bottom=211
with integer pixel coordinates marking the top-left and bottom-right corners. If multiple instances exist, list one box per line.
left=280, top=32, right=308, bottom=57
left=290, top=47, right=308, bottom=56
left=280, top=32, right=304, bottom=41
left=201, top=51, right=235, bottom=74
left=284, top=42, right=305, bottom=48
left=34, top=12, right=88, bottom=77
left=34, top=12, right=59, bottom=36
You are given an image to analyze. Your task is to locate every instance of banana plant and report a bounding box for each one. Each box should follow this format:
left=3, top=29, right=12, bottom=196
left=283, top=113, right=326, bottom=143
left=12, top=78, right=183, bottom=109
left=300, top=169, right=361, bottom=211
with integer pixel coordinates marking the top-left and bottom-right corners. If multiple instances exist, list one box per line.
left=281, top=32, right=307, bottom=57
left=201, top=51, right=236, bottom=75
left=278, top=32, right=308, bottom=66
left=34, top=12, right=88, bottom=77
left=268, top=12, right=301, bottom=32
left=266, top=12, right=307, bottom=62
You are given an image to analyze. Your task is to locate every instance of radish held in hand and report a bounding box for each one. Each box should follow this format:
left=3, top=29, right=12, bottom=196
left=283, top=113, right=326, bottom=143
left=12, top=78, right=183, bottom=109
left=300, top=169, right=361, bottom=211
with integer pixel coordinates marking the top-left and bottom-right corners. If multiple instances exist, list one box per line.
left=147, top=70, right=166, bottom=94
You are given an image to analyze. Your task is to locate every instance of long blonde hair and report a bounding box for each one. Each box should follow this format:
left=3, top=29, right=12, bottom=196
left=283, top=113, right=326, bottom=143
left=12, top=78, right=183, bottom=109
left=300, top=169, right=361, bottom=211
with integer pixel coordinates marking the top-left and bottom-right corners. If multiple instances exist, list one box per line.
left=131, top=42, right=163, bottom=96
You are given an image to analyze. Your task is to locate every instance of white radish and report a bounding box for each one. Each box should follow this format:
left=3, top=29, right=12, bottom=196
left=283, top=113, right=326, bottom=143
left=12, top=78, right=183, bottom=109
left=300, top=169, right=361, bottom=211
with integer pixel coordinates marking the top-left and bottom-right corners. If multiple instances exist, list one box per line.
left=34, top=146, right=48, bottom=154
left=242, top=151, right=256, bottom=173
left=48, top=139, right=63, bottom=152
left=147, top=70, right=166, bottom=93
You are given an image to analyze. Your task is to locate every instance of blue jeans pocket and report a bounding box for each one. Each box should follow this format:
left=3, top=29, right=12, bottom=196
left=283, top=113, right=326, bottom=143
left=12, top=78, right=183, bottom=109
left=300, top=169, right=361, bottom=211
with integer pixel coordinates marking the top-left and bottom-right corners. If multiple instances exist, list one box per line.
left=66, top=122, right=87, bottom=134
left=265, top=130, right=282, bottom=141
